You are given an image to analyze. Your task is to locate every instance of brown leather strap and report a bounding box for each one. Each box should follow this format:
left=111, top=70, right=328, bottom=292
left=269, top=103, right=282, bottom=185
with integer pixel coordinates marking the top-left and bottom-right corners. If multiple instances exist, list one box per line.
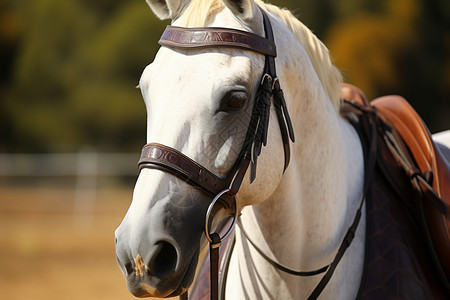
left=209, top=233, right=221, bottom=300
left=246, top=10, right=294, bottom=182
left=159, top=26, right=277, bottom=57
left=139, top=143, right=235, bottom=207
left=304, top=99, right=379, bottom=300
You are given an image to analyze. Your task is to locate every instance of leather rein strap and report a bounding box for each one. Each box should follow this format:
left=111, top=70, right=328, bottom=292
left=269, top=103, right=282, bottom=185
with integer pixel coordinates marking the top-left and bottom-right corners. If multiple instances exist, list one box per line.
left=139, top=8, right=294, bottom=300
left=232, top=98, right=378, bottom=300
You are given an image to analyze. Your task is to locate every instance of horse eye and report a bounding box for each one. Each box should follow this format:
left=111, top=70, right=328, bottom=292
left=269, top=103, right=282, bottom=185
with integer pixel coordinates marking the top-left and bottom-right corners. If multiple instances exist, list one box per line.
left=224, top=91, right=247, bottom=110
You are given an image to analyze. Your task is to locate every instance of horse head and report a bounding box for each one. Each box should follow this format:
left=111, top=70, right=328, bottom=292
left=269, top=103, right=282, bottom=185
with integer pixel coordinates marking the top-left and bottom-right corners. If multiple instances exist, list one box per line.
left=115, top=0, right=450, bottom=298
left=115, top=0, right=288, bottom=297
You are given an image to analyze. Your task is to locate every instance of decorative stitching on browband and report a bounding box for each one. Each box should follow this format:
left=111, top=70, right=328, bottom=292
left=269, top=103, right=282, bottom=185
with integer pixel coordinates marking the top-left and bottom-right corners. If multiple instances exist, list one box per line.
left=159, top=25, right=277, bottom=57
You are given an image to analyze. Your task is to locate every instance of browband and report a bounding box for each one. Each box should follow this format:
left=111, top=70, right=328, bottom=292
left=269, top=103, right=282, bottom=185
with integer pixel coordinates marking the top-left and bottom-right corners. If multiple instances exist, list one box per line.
left=159, top=26, right=277, bottom=57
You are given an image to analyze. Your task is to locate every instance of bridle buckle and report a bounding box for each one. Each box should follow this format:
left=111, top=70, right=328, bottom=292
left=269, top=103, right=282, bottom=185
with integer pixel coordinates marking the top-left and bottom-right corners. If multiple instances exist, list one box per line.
left=204, top=188, right=238, bottom=245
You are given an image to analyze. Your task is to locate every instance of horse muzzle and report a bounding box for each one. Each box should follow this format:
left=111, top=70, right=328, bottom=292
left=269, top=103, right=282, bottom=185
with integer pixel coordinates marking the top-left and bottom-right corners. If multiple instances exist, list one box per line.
left=114, top=189, right=206, bottom=298
left=115, top=225, right=201, bottom=298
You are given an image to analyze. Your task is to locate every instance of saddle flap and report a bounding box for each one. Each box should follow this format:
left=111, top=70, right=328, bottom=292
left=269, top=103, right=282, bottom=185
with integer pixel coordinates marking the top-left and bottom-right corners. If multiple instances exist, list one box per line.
left=371, top=96, right=450, bottom=209
left=372, top=96, right=450, bottom=282
left=341, top=84, right=450, bottom=285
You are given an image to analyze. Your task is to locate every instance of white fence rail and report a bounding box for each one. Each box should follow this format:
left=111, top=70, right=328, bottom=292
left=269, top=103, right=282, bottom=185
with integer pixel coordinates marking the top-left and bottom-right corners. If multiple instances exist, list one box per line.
left=0, top=152, right=140, bottom=228
left=0, top=152, right=139, bottom=177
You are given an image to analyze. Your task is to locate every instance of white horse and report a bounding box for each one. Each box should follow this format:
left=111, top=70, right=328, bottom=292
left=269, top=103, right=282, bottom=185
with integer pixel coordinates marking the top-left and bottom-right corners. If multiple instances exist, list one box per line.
left=115, top=0, right=450, bottom=299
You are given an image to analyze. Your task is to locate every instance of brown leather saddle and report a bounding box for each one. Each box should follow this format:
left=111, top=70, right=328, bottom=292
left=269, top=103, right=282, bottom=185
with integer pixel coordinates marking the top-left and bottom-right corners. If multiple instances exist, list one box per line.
left=341, top=84, right=450, bottom=295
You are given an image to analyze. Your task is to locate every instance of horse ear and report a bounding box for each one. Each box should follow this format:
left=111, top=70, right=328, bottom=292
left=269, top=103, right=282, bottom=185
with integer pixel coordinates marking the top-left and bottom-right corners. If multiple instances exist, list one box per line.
left=221, top=0, right=255, bottom=21
left=146, top=0, right=191, bottom=20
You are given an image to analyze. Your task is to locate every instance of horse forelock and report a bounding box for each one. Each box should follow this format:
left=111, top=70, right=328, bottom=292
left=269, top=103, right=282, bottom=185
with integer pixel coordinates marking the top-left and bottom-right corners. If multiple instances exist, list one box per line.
left=176, top=0, right=225, bottom=27
left=176, top=0, right=343, bottom=112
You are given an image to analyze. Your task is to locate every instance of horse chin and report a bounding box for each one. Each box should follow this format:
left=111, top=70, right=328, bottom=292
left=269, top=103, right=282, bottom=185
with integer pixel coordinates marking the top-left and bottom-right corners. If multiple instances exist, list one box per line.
left=125, top=247, right=199, bottom=298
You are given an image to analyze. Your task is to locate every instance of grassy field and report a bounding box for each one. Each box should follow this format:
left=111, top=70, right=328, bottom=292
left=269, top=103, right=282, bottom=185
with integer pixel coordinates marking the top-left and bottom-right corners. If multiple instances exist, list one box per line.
left=0, top=186, right=165, bottom=300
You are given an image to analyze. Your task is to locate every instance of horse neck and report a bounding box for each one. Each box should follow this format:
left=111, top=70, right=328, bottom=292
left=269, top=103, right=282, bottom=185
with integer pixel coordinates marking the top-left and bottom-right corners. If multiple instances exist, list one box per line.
left=230, top=44, right=366, bottom=298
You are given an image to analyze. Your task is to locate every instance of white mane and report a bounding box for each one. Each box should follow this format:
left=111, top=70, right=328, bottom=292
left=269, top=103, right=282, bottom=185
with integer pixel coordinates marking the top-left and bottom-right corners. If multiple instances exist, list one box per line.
left=177, top=0, right=343, bottom=111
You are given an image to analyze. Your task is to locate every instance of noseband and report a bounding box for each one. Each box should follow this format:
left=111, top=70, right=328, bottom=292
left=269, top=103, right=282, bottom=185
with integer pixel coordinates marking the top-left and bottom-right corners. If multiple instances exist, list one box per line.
left=138, top=8, right=295, bottom=300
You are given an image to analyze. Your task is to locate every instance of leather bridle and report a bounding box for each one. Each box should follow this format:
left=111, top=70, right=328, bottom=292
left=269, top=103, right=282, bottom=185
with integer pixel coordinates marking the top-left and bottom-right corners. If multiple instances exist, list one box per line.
left=137, top=7, right=375, bottom=300
left=138, top=9, right=295, bottom=196
left=138, top=8, right=294, bottom=300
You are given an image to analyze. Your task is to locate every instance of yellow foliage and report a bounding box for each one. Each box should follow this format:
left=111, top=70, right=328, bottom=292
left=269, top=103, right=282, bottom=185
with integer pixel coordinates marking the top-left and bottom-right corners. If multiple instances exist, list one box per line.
left=0, top=10, right=22, bottom=43
left=325, top=0, right=420, bottom=99
left=387, top=0, right=420, bottom=21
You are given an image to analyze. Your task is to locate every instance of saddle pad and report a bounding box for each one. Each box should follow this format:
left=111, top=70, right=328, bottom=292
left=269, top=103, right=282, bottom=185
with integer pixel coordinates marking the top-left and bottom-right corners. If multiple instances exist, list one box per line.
left=190, top=167, right=449, bottom=299
left=190, top=168, right=449, bottom=300
left=342, top=84, right=450, bottom=282
left=357, top=161, right=448, bottom=299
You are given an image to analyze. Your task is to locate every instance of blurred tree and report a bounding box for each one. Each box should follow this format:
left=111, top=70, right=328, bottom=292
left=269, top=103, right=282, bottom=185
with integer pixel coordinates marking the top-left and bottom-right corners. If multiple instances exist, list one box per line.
left=325, top=0, right=449, bottom=132
left=0, top=0, right=24, bottom=152
left=0, top=0, right=22, bottom=84
left=3, top=0, right=166, bottom=152
left=330, top=0, right=385, bottom=18
left=68, top=2, right=168, bottom=151
left=1, top=0, right=448, bottom=152
left=271, top=0, right=335, bottom=37
left=5, top=0, right=98, bottom=152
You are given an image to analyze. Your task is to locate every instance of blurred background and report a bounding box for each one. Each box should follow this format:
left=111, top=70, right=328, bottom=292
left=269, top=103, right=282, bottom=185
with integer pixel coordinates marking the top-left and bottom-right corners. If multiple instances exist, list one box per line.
left=0, top=0, right=448, bottom=299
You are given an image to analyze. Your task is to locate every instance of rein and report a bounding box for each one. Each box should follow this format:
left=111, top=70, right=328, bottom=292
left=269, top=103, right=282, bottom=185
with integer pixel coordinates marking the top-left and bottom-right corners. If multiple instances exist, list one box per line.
left=137, top=7, right=376, bottom=300
left=230, top=99, right=378, bottom=300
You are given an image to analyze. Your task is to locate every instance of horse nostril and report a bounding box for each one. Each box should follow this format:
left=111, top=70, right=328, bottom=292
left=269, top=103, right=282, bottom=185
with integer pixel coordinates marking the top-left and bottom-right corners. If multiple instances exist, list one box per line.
left=125, top=262, right=134, bottom=275
left=149, top=241, right=178, bottom=279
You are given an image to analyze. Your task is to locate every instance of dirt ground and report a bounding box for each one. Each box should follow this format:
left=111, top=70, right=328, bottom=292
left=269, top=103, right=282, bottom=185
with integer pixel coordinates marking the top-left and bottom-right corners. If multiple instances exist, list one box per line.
left=0, top=186, right=166, bottom=300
